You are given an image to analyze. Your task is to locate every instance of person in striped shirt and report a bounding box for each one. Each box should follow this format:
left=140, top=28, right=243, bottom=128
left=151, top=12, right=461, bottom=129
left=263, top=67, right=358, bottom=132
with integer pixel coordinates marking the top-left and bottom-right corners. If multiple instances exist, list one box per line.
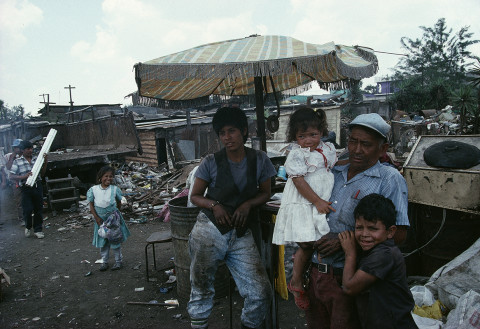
left=9, top=140, right=48, bottom=239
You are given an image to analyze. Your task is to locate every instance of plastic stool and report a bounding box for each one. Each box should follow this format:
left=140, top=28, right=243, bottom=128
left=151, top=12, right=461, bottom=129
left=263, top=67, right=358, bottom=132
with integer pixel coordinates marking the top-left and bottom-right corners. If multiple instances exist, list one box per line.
left=145, top=230, right=172, bottom=281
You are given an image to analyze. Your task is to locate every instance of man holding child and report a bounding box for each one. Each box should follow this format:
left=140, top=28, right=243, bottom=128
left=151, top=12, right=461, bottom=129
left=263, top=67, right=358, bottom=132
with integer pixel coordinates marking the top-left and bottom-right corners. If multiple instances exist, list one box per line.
left=305, top=113, right=414, bottom=329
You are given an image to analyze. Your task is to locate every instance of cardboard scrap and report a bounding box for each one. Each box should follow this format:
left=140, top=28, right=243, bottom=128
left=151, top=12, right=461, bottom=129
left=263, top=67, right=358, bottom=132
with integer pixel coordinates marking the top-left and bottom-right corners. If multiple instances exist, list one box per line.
left=0, top=268, right=11, bottom=285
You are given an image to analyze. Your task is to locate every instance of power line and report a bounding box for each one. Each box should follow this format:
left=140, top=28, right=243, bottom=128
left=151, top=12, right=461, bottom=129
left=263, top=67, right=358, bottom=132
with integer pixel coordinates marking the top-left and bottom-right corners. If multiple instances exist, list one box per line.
left=374, top=50, right=408, bottom=57
left=357, top=46, right=408, bottom=57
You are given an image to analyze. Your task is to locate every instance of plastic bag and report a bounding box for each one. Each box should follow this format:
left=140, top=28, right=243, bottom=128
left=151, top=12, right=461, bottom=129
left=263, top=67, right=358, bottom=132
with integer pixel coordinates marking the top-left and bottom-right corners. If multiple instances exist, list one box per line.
left=411, top=285, right=436, bottom=307
left=413, top=300, right=444, bottom=320
left=412, top=313, right=443, bottom=329
left=444, top=290, right=480, bottom=329
left=426, top=238, right=480, bottom=310
left=101, top=210, right=124, bottom=244
left=98, top=224, right=108, bottom=238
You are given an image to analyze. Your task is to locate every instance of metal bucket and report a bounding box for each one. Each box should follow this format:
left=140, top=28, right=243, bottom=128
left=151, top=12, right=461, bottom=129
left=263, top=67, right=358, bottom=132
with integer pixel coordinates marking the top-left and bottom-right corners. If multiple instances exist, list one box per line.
left=168, top=196, right=229, bottom=301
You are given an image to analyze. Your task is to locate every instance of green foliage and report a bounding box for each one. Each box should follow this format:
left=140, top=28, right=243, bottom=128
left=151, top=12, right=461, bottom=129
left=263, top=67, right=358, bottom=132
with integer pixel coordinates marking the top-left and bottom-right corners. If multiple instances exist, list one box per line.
left=469, top=59, right=480, bottom=87
left=388, top=77, right=430, bottom=111
left=451, top=85, right=478, bottom=131
left=428, top=80, right=452, bottom=110
left=349, top=80, right=363, bottom=102
left=390, top=18, right=479, bottom=113
left=0, top=99, right=26, bottom=123
left=397, top=18, right=479, bottom=85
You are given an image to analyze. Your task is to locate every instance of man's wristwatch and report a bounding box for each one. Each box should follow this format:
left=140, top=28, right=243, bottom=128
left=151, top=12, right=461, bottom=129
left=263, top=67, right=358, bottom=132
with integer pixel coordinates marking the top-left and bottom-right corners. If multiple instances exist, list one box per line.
left=210, top=200, right=220, bottom=210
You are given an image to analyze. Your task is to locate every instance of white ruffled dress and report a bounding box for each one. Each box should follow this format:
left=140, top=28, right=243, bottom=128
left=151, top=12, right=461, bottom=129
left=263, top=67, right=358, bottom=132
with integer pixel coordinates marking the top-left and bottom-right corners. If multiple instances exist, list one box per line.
left=272, top=142, right=337, bottom=244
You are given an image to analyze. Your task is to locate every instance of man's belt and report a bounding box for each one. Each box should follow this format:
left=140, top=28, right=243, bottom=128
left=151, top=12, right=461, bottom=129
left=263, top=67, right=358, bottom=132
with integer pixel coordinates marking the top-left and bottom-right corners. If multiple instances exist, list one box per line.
left=311, top=262, right=343, bottom=276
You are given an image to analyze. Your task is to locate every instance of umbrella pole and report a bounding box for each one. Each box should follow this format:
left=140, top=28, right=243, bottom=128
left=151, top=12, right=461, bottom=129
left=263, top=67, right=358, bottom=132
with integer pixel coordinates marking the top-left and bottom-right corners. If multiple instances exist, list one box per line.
left=254, top=76, right=267, bottom=152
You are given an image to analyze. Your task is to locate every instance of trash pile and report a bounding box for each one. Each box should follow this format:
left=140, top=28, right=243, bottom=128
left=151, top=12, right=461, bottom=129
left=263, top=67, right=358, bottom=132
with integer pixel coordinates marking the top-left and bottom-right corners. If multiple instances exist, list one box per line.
left=396, top=105, right=477, bottom=135
left=392, top=105, right=478, bottom=157
left=409, top=237, right=480, bottom=329
left=71, top=161, right=199, bottom=224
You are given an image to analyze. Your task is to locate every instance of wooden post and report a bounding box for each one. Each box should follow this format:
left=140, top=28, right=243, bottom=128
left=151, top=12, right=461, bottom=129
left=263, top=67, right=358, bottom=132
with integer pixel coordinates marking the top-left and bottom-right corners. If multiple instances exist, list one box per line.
left=39, top=94, right=56, bottom=117
left=64, top=84, right=76, bottom=121
left=254, top=76, right=267, bottom=152
left=64, top=85, right=75, bottom=111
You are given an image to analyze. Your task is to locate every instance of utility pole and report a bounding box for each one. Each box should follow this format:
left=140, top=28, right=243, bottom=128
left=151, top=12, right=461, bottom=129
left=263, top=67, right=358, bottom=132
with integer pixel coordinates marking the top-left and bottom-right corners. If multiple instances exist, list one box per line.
left=39, top=94, right=56, bottom=117
left=64, top=84, right=76, bottom=112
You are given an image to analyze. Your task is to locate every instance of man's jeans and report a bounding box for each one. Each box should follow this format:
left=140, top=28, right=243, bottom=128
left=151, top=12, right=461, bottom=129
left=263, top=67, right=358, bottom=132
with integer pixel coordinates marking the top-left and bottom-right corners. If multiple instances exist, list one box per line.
left=187, top=213, right=271, bottom=328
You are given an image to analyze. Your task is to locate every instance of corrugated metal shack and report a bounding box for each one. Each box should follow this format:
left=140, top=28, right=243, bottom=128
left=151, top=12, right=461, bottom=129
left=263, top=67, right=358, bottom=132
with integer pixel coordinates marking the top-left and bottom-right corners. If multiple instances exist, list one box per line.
left=0, top=109, right=142, bottom=183
left=125, top=114, right=219, bottom=169
left=45, top=111, right=142, bottom=170
left=38, top=104, right=124, bottom=123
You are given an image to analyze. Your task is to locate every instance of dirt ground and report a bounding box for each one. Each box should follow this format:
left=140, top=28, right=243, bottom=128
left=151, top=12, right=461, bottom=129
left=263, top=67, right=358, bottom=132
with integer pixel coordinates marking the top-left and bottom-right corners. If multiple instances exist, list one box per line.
left=0, top=194, right=305, bottom=329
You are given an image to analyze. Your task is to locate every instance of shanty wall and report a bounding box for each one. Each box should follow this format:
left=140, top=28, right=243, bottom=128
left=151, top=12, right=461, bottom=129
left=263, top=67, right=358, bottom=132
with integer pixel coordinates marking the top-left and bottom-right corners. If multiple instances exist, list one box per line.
left=0, top=113, right=141, bottom=161
left=37, top=113, right=141, bottom=151
left=0, top=123, right=24, bottom=154
left=348, top=100, right=392, bottom=120
left=126, top=123, right=219, bottom=169
left=124, top=131, right=158, bottom=167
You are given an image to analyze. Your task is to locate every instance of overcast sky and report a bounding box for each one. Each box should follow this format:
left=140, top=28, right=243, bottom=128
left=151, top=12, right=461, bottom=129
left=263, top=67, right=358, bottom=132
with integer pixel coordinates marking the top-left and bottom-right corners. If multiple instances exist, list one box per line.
left=1, top=0, right=479, bottom=115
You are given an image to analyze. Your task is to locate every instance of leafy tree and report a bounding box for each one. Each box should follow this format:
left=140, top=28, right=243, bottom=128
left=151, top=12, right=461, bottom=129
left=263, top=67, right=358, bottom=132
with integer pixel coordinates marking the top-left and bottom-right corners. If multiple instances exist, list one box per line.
left=469, top=59, right=480, bottom=87
left=389, top=77, right=430, bottom=112
left=349, top=80, right=363, bottom=102
left=467, top=60, right=480, bottom=133
left=0, top=99, right=26, bottom=123
left=451, top=85, right=477, bottom=132
left=390, top=18, right=479, bottom=112
left=428, top=80, right=452, bottom=110
left=396, top=18, right=479, bottom=85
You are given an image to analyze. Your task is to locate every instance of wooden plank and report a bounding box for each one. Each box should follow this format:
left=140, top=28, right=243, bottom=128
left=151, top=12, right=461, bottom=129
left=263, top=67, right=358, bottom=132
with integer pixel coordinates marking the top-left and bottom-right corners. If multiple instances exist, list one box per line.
left=26, top=129, right=57, bottom=186
left=50, top=197, right=79, bottom=203
left=140, top=140, right=156, bottom=146
left=48, top=187, right=76, bottom=193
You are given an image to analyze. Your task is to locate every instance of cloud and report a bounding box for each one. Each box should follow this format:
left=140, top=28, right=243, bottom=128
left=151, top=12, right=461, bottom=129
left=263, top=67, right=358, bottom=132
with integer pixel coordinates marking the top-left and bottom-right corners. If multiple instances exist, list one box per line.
left=0, top=0, right=43, bottom=52
left=67, top=1, right=263, bottom=107
left=70, top=0, right=262, bottom=64
left=289, top=0, right=480, bottom=82
left=70, top=28, right=117, bottom=63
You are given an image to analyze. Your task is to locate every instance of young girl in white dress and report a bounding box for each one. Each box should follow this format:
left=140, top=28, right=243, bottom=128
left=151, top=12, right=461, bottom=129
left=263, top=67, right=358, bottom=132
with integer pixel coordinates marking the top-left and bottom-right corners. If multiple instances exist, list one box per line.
left=87, top=166, right=130, bottom=271
left=272, top=107, right=337, bottom=310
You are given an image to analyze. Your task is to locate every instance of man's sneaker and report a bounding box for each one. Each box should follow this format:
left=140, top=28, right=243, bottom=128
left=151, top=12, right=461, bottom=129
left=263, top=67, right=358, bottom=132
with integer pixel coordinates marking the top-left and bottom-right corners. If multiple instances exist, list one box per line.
left=34, top=232, right=45, bottom=239
left=100, top=263, right=109, bottom=271
left=25, top=228, right=32, bottom=237
left=111, top=263, right=122, bottom=271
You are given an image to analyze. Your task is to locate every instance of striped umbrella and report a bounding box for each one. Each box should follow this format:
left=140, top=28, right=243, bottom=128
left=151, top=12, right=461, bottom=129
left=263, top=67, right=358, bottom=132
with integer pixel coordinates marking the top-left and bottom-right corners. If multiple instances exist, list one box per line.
left=134, top=35, right=378, bottom=149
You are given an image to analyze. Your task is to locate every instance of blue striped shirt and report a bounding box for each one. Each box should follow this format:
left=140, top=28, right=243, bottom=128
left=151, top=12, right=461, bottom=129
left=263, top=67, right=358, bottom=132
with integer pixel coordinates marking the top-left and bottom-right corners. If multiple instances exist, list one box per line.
left=10, top=155, right=41, bottom=186
left=317, top=161, right=409, bottom=267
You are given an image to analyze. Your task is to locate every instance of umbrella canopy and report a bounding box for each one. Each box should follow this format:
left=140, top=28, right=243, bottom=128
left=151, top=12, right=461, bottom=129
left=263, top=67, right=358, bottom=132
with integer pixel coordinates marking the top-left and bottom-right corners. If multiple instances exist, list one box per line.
left=135, top=35, right=378, bottom=107
left=134, top=35, right=379, bottom=150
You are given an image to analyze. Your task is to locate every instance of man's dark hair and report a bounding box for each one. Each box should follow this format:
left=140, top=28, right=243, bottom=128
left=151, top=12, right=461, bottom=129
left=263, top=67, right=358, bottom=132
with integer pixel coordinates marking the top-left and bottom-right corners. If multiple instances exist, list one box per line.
left=212, top=107, right=249, bottom=143
left=96, top=166, right=115, bottom=184
left=20, top=140, right=33, bottom=150
left=354, top=193, right=396, bottom=228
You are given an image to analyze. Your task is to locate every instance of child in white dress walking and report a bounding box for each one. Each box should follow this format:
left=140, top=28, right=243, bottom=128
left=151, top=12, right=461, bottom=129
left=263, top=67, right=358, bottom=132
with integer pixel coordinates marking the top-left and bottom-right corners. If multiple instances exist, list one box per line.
left=272, top=107, right=337, bottom=310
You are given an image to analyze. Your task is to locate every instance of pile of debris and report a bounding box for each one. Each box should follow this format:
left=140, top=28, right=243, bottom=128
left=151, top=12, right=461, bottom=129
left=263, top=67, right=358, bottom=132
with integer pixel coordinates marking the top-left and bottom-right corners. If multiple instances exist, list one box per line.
left=70, top=161, right=199, bottom=224
left=392, top=105, right=478, bottom=157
